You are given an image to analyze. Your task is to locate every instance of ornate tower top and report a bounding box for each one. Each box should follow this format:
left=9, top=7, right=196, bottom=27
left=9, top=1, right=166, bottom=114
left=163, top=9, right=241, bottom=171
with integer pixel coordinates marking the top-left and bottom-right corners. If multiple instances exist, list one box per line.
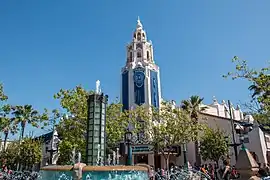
left=123, top=17, right=157, bottom=71
left=133, top=17, right=147, bottom=42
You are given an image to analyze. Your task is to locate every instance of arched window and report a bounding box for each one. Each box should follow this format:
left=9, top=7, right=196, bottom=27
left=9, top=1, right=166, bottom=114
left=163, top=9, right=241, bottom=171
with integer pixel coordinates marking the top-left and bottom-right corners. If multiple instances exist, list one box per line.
left=130, top=52, right=133, bottom=61
left=133, top=33, right=136, bottom=39
left=137, top=32, right=141, bottom=40
left=137, top=51, right=141, bottom=58
left=147, top=51, right=150, bottom=60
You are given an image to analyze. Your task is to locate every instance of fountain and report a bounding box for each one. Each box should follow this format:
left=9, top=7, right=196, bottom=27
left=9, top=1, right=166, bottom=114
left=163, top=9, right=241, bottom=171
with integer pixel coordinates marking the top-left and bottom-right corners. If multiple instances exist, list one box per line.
left=37, top=81, right=149, bottom=180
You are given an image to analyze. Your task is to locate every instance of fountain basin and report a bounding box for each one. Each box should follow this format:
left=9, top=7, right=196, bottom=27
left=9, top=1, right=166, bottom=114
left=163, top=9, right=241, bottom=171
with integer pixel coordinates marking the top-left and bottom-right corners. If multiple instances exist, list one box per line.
left=39, top=165, right=74, bottom=180
left=83, top=166, right=149, bottom=179
left=39, top=165, right=149, bottom=180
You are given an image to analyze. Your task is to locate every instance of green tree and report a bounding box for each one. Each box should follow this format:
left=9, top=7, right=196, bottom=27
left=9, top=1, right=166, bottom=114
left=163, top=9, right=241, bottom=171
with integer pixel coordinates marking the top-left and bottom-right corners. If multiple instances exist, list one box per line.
left=0, top=104, right=17, bottom=151
left=0, top=84, right=18, bottom=151
left=200, top=127, right=229, bottom=165
left=0, top=83, right=8, bottom=102
left=12, top=105, right=49, bottom=139
left=105, top=103, right=145, bottom=151
left=223, top=56, right=270, bottom=124
left=54, top=86, right=93, bottom=164
left=20, top=137, right=42, bottom=170
left=181, top=95, right=208, bottom=166
left=0, top=138, right=42, bottom=170
left=147, top=101, right=205, bottom=171
left=181, top=95, right=207, bottom=121
left=0, top=141, right=20, bottom=170
left=54, top=85, right=144, bottom=164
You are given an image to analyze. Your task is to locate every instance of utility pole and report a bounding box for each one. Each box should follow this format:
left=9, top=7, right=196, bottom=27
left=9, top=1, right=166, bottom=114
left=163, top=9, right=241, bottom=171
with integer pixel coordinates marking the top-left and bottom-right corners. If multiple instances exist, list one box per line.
left=228, top=100, right=238, bottom=162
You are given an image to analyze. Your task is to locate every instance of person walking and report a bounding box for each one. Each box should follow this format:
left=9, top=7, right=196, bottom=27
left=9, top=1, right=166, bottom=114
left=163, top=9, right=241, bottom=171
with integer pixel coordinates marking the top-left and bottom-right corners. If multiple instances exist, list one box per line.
left=221, top=160, right=231, bottom=180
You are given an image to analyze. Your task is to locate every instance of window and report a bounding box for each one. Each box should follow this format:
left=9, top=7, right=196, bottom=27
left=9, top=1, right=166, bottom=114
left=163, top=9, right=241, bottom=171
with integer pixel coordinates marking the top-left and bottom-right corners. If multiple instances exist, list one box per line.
left=89, top=125, right=93, bottom=130
left=94, top=119, right=100, bottom=124
left=129, top=52, right=133, bottom=62
left=88, top=144, right=93, bottom=149
left=147, top=51, right=150, bottom=60
left=137, top=51, right=142, bottom=58
left=137, top=33, right=141, bottom=40
left=95, top=113, right=100, bottom=119
left=95, top=106, right=100, bottom=112
left=94, top=125, right=100, bottom=131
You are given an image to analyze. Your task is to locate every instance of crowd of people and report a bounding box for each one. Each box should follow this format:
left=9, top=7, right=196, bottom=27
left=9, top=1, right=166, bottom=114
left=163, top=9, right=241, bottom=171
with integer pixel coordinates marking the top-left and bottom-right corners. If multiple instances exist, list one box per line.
left=197, top=160, right=270, bottom=179
left=196, top=160, right=239, bottom=180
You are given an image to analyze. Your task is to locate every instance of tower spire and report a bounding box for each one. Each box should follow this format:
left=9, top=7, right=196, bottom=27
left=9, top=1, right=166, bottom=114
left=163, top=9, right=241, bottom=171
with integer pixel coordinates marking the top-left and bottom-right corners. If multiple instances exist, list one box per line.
left=137, top=16, right=143, bottom=29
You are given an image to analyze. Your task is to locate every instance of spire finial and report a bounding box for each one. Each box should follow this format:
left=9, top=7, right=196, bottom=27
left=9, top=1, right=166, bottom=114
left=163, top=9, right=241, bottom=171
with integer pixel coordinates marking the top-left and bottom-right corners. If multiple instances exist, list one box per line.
left=137, top=16, right=142, bottom=29
left=212, top=96, right=218, bottom=104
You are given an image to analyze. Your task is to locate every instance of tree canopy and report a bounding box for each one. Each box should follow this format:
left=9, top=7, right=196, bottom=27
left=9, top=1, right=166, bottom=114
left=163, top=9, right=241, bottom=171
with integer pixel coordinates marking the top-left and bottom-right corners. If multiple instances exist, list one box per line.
left=200, top=127, right=229, bottom=164
left=54, top=85, right=146, bottom=164
left=0, top=138, right=42, bottom=170
left=181, top=95, right=208, bottom=121
left=0, top=83, right=8, bottom=102
left=147, top=101, right=205, bottom=170
left=223, top=56, right=270, bottom=124
left=54, top=86, right=92, bottom=164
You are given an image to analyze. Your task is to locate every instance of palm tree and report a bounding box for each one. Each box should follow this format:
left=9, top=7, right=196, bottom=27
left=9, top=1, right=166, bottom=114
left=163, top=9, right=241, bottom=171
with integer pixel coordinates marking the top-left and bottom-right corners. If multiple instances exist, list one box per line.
left=0, top=104, right=17, bottom=151
left=0, top=83, right=8, bottom=102
left=12, top=105, right=39, bottom=140
left=181, top=95, right=207, bottom=166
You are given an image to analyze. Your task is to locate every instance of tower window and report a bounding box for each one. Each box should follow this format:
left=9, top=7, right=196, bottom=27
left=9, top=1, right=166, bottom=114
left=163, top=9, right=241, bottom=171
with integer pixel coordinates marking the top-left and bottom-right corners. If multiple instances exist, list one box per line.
left=137, top=33, right=141, bottom=40
left=130, top=52, right=133, bottom=61
left=136, top=43, right=142, bottom=49
left=147, top=51, right=150, bottom=60
left=137, top=51, right=141, bottom=58
left=134, top=33, right=136, bottom=39
left=142, top=33, right=145, bottom=38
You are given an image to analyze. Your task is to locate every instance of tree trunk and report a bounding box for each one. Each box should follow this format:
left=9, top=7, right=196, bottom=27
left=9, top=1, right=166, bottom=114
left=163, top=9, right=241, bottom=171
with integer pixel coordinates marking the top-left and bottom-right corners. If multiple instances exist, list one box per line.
left=194, top=117, right=201, bottom=166
left=215, top=160, right=219, bottom=167
left=161, top=151, right=170, bottom=178
left=3, top=130, right=8, bottom=151
left=166, top=156, right=170, bottom=171
left=21, top=121, right=26, bottom=139
left=195, top=140, right=201, bottom=166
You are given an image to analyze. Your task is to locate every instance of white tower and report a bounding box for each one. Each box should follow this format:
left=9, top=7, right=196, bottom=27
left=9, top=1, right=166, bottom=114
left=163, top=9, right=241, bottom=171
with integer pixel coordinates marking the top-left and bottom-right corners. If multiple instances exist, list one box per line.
left=121, top=17, right=162, bottom=111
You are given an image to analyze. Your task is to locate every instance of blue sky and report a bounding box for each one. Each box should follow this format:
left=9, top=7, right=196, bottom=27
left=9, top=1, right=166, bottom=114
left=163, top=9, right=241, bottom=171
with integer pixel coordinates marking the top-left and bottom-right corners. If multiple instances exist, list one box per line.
left=0, top=0, right=269, bottom=138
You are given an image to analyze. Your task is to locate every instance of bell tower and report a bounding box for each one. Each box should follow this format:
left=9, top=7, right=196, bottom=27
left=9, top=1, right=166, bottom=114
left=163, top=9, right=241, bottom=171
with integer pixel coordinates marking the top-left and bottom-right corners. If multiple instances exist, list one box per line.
left=121, top=17, right=162, bottom=111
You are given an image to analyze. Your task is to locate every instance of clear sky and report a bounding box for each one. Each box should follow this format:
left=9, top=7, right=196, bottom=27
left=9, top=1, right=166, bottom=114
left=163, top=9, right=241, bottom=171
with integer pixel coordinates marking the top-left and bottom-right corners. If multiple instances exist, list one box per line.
left=0, top=0, right=269, bottom=138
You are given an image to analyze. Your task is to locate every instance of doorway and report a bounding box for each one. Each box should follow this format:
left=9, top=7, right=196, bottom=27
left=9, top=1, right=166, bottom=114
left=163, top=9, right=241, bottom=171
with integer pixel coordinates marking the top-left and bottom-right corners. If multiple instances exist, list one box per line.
left=134, top=154, right=148, bottom=164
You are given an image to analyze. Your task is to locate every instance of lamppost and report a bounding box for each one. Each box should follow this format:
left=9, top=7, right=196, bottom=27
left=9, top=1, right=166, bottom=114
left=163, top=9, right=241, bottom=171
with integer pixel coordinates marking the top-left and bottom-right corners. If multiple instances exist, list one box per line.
left=237, top=122, right=253, bottom=150
left=239, top=136, right=245, bottom=149
left=125, top=129, right=133, bottom=166
left=183, top=143, right=188, bottom=169
left=227, top=100, right=239, bottom=161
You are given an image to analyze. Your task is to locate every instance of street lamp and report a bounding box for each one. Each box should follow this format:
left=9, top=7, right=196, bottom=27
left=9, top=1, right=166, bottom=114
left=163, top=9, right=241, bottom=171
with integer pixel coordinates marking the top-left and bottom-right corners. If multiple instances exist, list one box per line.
left=239, top=136, right=245, bottom=148
left=125, top=129, right=132, bottom=166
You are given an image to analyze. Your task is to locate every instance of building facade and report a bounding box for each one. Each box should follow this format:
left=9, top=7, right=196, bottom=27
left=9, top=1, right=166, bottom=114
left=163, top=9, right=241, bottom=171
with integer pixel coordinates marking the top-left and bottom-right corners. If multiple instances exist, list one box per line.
left=193, top=98, right=267, bottom=166
left=120, top=18, right=162, bottom=167
left=120, top=18, right=269, bottom=169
